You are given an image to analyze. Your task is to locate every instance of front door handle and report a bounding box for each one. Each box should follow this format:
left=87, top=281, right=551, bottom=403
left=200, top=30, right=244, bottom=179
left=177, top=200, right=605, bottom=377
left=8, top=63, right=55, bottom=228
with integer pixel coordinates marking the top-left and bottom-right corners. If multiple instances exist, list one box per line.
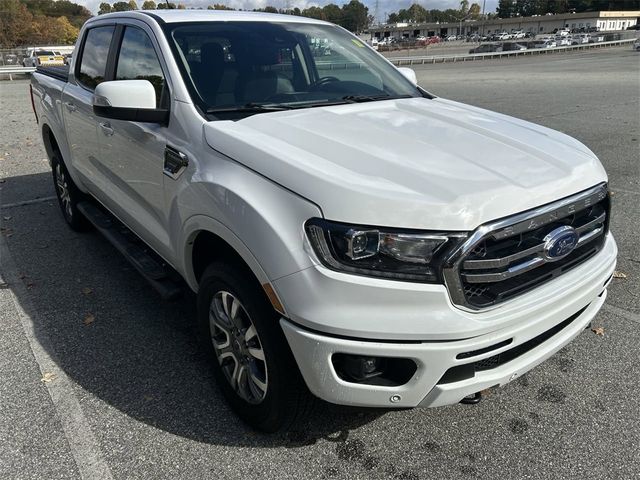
left=163, top=146, right=188, bottom=179
left=64, top=101, right=77, bottom=112
left=99, top=121, right=114, bottom=136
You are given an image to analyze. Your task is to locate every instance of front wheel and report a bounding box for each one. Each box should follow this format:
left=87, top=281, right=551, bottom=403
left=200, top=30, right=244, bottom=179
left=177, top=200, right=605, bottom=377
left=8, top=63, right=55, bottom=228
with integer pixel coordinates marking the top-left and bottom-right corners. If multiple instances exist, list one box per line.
left=197, top=261, right=313, bottom=432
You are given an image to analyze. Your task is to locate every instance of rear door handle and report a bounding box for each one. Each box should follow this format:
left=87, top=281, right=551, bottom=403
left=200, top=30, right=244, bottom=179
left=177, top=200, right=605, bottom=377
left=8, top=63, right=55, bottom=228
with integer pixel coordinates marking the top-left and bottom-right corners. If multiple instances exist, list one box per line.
left=64, top=101, right=77, bottom=112
left=99, top=121, right=114, bottom=136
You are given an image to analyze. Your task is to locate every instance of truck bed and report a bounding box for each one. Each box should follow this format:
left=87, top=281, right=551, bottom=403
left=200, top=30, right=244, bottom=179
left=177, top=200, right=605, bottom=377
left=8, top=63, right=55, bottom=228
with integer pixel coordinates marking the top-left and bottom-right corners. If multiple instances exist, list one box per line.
left=35, top=65, right=69, bottom=83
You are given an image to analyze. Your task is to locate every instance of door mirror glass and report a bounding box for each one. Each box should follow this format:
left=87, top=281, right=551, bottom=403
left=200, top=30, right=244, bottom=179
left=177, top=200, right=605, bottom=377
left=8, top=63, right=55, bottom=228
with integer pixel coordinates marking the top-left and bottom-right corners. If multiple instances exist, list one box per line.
left=93, top=80, right=168, bottom=124
left=397, top=67, right=417, bottom=86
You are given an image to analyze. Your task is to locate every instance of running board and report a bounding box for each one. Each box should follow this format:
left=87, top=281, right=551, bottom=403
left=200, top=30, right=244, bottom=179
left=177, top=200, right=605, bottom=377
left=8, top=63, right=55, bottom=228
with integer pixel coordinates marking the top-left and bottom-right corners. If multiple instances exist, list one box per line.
left=77, top=201, right=182, bottom=301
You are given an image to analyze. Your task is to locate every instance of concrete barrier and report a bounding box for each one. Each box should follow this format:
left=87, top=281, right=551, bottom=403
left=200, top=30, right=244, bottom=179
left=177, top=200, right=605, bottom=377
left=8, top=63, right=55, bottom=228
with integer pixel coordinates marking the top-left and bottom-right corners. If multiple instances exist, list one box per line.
left=386, top=38, right=636, bottom=65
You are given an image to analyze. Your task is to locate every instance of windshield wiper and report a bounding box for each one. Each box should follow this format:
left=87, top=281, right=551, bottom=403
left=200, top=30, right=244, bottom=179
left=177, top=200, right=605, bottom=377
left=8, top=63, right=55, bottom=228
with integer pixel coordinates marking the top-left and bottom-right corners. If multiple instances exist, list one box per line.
left=206, top=103, right=294, bottom=114
left=342, top=94, right=413, bottom=103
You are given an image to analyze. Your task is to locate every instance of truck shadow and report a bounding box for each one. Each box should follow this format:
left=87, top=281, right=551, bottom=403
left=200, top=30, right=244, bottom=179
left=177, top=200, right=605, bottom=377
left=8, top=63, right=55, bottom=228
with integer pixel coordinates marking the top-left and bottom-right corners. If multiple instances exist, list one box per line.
left=1, top=172, right=384, bottom=448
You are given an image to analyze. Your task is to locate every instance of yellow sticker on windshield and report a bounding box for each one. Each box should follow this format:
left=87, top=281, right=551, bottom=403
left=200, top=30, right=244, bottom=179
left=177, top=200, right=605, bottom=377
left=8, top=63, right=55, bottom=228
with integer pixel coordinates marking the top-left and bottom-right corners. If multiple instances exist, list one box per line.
left=351, top=39, right=365, bottom=47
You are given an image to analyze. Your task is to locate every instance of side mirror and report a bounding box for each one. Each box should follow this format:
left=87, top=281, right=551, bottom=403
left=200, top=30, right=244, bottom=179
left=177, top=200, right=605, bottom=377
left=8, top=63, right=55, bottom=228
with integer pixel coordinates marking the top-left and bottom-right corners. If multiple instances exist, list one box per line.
left=397, top=67, right=418, bottom=86
left=93, top=80, right=168, bottom=124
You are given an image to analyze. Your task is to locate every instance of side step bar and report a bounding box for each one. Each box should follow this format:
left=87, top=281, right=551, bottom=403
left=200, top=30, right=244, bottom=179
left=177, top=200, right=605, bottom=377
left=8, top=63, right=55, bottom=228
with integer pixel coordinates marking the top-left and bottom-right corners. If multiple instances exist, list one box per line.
left=77, top=201, right=182, bottom=301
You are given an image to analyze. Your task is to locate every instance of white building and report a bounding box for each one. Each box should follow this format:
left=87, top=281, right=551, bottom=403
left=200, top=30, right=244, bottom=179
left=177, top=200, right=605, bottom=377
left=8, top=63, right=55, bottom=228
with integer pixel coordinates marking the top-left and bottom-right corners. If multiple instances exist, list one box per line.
left=369, top=11, right=639, bottom=39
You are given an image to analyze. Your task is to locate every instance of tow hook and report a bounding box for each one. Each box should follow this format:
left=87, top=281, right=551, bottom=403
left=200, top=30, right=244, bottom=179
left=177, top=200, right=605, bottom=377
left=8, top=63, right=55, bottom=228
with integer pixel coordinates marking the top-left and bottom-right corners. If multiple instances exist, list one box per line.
left=460, top=392, right=482, bottom=405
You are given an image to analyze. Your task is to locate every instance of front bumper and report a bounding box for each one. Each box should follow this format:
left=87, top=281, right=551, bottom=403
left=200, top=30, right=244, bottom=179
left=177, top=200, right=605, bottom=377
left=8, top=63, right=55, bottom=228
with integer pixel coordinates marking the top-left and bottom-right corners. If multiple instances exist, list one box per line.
left=278, top=235, right=616, bottom=408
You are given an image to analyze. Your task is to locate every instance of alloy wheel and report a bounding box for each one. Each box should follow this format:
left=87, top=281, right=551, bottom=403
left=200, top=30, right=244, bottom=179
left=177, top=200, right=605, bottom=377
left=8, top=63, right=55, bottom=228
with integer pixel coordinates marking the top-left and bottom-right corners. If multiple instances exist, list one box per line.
left=209, top=291, right=268, bottom=404
left=55, top=163, right=73, bottom=220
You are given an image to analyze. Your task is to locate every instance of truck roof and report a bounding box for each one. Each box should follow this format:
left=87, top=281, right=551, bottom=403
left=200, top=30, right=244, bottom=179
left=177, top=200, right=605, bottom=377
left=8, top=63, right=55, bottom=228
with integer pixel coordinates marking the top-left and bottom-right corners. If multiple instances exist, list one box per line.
left=92, top=10, right=330, bottom=26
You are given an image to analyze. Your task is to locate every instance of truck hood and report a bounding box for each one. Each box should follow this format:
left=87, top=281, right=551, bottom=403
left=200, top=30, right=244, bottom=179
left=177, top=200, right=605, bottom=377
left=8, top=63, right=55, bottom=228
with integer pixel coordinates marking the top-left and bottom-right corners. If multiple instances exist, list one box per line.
left=203, top=97, right=606, bottom=231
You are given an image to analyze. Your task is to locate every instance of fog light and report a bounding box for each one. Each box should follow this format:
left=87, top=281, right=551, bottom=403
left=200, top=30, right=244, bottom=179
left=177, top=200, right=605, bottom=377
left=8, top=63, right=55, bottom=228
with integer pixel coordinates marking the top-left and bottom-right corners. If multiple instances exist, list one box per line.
left=341, top=355, right=384, bottom=382
left=332, top=354, right=418, bottom=386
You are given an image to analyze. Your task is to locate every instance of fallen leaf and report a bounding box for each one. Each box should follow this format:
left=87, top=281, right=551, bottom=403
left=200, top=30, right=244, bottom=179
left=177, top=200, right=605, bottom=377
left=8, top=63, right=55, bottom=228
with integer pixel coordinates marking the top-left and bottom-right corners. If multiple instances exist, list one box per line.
left=613, top=271, right=627, bottom=279
left=0, top=179, right=6, bottom=184
left=0, top=282, right=9, bottom=289
left=41, top=372, right=57, bottom=383
left=591, top=327, right=605, bottom=336
left=83, top=314, right=95, bottom=325
left=2, top=216, right=11, bottom=221
left=26, top=282, right=35, bottom=289
left=82, top=287, right=93, bottom=295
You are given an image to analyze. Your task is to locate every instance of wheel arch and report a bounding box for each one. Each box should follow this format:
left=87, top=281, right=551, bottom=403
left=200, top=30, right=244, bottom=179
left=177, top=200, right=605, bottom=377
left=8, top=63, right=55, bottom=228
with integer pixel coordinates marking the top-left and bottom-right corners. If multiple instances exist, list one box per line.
left=182, top=215, right=286, bottom=315
left=41, top=123, right=60, bottom=160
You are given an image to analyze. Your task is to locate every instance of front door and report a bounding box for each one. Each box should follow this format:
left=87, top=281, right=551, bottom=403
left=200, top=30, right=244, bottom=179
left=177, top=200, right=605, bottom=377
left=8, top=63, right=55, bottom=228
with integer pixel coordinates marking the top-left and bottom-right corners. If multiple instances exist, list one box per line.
left=95, top=23, right=172, bottom=259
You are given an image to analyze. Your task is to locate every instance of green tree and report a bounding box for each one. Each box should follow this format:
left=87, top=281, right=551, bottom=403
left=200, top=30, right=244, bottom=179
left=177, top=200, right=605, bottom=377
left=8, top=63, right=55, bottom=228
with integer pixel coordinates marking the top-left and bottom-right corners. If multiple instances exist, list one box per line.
left=157, top=1, right=176, bottom=8
left=301, top=6, right=324, bottom=19
left=322, top=3, right=343, bottom=25
left=112, top=1, right=132, bottom=11
left=208, top=3, right=233, bottom=9
left=407, top=3, right=428, bottom=22
left=98, top=1, right=111, bottom=14
left=54, top=15, right=79, bottom=43
left=141, top=0, right=156, bottom=8
left=468, top=2, right=482, bottom=18
left=460, top=0, right=469, bottom=13
left=496, top=0, right=516, bottom=17
left=341, top=0, right=369, bottom=33
left=128, top=0, right=138, bottom=9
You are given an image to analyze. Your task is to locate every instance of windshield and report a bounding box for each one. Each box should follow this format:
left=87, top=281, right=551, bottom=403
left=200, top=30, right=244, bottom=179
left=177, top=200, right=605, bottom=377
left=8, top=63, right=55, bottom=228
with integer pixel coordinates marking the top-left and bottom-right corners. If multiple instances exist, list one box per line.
left=37, top=51, right=56, bottom=56
left=164, top=21, right=424, bottom=118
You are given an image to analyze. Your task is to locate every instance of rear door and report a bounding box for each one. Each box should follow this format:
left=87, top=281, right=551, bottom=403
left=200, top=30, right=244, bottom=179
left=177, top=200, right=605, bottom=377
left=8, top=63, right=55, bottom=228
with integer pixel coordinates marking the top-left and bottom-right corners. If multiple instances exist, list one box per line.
left=62, top=24, right=116, bottom=191
left=94, top=21, right=173, bottom=258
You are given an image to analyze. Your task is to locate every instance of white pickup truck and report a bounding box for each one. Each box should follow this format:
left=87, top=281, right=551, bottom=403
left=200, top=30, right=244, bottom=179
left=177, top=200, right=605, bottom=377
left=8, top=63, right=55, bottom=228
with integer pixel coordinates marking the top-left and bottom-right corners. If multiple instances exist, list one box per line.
left=31, top=10, right=616, bottom=432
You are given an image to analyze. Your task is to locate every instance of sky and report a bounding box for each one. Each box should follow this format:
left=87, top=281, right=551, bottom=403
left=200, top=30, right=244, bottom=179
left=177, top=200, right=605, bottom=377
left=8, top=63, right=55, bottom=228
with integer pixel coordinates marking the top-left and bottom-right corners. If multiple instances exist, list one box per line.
left=78, top=0, right=500, bottom=21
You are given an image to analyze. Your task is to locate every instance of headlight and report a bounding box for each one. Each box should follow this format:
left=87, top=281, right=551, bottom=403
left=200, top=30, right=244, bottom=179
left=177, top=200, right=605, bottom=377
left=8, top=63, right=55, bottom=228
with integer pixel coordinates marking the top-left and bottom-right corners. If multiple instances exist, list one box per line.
left=305, top=218, right=467, bottom=283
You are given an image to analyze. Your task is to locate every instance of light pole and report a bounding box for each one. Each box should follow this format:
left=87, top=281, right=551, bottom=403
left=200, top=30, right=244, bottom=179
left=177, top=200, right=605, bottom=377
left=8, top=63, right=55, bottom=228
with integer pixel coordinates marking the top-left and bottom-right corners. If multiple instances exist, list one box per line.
left=481, top=0, right=487, bottom=37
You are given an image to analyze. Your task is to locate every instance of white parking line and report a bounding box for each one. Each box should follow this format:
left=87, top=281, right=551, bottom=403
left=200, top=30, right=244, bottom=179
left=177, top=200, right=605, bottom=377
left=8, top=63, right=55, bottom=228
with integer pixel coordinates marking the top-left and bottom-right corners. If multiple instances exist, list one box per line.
left=1, top=196, right=57, bottom=209
left=0, top=236, right=114, bottom=480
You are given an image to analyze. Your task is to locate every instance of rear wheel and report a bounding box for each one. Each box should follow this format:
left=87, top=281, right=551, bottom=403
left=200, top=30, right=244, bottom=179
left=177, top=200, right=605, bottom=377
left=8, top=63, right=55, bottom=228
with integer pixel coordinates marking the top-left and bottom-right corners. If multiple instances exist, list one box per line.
left=51, top=154, right=91, bottom=232
left=197, top=261, right=312, bottom=432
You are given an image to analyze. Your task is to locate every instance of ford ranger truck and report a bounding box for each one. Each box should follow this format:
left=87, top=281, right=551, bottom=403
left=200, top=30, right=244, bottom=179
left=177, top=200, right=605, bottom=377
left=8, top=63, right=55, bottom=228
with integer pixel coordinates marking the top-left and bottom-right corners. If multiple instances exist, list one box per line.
left=30, top=10, right=617, bottom=432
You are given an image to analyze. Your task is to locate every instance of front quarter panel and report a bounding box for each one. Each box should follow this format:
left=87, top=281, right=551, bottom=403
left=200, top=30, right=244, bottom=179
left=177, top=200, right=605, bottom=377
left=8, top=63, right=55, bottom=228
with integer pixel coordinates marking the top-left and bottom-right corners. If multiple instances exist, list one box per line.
left=172, top=128, right=323, bottom=293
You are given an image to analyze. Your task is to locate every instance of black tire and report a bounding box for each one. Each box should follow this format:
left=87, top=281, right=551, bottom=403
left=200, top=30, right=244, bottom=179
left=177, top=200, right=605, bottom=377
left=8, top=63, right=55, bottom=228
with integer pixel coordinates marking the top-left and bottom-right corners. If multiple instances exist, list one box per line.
left=197, top=261, right=313, bottom=432
left=51, top=153, right=91, bottom=232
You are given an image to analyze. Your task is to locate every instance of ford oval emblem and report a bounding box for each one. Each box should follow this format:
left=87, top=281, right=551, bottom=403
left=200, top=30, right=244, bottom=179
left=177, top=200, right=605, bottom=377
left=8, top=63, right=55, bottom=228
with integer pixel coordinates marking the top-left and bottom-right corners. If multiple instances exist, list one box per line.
left=542, top=226, right=579, bottom=261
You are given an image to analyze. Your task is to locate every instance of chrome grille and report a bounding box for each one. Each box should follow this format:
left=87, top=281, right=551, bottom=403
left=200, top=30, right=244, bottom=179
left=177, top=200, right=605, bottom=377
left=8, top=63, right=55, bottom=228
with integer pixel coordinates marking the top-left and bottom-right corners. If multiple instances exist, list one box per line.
left=443, top=184, right=610, bottom=309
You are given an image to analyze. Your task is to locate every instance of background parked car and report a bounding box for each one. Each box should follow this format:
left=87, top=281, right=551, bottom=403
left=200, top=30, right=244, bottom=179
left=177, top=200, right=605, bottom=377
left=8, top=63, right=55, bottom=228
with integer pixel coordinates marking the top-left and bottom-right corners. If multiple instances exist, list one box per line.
left=469, top=43, right=503, bottom=54
left=22, top=50, right=65, bottom=67
left=2, top=53, right=18, bottom=65
left=570, top=34, right=590, bottom=45
left=502, top=42, right=528, bottom=51
left=533, top=39, right=557, bottom=48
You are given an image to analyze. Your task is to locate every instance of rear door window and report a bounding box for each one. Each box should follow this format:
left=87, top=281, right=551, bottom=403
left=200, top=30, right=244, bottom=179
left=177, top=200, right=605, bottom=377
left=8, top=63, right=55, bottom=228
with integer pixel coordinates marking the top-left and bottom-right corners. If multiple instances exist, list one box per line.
left=77, top=26, right=115, bottom=90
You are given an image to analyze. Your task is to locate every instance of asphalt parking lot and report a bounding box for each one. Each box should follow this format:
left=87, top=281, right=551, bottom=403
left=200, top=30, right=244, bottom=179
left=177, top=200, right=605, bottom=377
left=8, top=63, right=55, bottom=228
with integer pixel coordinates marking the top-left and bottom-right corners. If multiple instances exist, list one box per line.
left=1, top=46, right=638, bottom=480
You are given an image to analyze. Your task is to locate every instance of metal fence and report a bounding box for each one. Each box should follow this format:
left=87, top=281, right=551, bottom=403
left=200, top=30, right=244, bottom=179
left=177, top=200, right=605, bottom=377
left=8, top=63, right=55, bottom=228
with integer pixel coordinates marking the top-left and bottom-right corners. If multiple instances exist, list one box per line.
left=386, top=38, right=636, bottom=65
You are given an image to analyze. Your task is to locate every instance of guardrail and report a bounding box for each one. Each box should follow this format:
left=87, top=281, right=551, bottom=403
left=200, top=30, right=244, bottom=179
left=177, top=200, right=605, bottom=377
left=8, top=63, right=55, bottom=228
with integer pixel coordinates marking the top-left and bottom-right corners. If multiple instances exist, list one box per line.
left=0, top=66, right=36, bottom=80
left=386, top=38, right=635, bottom=65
